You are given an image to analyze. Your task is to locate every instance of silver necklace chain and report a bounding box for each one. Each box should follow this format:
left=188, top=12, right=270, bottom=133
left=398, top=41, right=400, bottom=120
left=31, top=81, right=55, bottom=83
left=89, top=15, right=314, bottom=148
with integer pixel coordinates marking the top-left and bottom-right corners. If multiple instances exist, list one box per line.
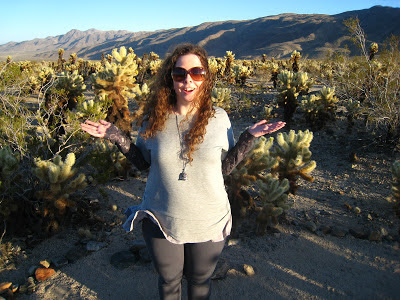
left=176, top=115, right=188, bottom=181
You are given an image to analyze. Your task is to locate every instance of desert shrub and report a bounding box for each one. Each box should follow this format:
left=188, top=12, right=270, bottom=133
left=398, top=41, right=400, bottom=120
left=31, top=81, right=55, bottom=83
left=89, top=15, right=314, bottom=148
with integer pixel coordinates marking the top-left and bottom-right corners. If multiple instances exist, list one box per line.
left=331, top=18, right=400, bottom=144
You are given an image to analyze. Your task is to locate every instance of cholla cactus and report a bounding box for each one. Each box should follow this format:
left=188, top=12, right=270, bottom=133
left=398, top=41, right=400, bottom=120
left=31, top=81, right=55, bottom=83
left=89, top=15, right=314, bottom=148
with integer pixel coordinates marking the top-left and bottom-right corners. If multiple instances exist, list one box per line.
left=262, top=105, right=277, bottom=122
left=74, top=98, right=109, bottom=121
left=87, top=140, right=131, bottom=182
left=208, top=58, right=219, bottom=78
left=343, top=98, right=361, bottom=131
left=54, top=70, right=86, bottom=110
left=223, top=51, right=235, bottom=79
left=369, top=42, right=379, bottom=61
left=270, top=130, right=316, bottom=194
left=233, top=64, right=251, bottom=85
left=277, top=70, right=313, bottom=124
left=91, top=46, right=140, bottom=135
left=34, top=153, right=87, bottom=217
left=300, top=87, right=338, bottom=129
left=291, top=50, right=301, bottom=72
left=149, top=59, right=162, bottom=75
left=227, top=137, right=278, bottom=223
left=211, top=87, right=231, bottom=111
left=57, top=48, right=65, bottom=72
left=256, top=175, right=290, bottom=233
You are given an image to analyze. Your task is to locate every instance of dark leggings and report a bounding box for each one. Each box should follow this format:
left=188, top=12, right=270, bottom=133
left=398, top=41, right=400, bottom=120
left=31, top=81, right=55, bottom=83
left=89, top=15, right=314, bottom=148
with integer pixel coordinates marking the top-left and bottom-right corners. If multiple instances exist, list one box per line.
left=142, top=218, right=225, bottom=300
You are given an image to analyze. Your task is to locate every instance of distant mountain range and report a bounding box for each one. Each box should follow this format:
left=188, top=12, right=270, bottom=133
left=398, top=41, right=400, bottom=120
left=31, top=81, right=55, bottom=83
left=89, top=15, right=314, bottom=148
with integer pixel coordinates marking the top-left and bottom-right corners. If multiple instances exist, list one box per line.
left=1, top=5, right=399, bottom=61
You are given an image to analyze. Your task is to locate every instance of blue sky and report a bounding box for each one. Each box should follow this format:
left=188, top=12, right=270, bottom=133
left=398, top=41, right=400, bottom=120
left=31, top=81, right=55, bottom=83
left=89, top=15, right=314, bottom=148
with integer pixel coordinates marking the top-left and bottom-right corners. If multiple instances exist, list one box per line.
left=1, top=0, right=399, bottom=45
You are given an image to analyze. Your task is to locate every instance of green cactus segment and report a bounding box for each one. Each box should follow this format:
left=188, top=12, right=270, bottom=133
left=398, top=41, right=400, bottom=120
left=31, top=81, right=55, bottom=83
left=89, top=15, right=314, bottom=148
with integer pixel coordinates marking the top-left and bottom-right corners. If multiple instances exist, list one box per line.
left=91, top=46, right=141, bottom=135
left=271, top=129, right=316, bottom=194
left=34, top=153, right=87, bottom=215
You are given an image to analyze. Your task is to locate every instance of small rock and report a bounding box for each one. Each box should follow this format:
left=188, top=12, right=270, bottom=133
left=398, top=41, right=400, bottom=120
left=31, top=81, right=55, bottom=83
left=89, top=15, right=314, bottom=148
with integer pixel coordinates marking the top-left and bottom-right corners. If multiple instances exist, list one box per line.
left=291, top=220, right=300, bottom=226
left=369, top=231, right=382, bottom=241
left=110, top=251, right=137, bottom=270
left=367, top=214, right=373, bottom=221
left=318, top=224, right=331, bottom=235
left=78, top=228, right=93, bottom=240
left=331, top=227, right=347, bottom=238
left=52, top=256, right=69, bottom=268
left=25, top=277, right=36, bottom=294
left=39, top=260, right=51, bottom=268
left=304, top=221, right=317, bottom=233
left=111, top=204, right=118, bottom=211
left=227, top=239, right=240, bottom=246
left=243, top=264, right=255, bottom=276
left=86, top=241, right=107, bottom=252
left=380, top=227, right=389, bottom=237
left=320, top=210, right=331, bottom=216
left=35, top=268, right=56, bottom=282
left=349, top=227, right=368, bottom=239
left=353, top=207, right=361, bottom=214
left=0, top=282, right=12, bottom=293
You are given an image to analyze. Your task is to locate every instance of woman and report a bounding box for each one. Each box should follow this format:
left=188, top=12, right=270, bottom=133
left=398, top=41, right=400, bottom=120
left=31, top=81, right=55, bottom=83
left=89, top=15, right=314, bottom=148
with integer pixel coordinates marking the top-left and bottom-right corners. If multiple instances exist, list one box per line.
left=81, top=43, right=285, bottom=299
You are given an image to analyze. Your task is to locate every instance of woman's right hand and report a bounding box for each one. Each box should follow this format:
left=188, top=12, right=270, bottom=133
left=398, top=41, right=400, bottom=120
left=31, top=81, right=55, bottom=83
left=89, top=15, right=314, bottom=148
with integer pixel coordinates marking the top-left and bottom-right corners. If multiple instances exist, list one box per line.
left=80, top=119, right=118, bottom=140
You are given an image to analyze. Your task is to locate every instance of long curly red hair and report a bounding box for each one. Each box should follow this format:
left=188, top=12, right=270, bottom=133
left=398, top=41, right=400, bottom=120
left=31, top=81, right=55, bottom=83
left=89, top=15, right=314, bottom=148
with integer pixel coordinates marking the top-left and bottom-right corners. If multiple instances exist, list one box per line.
left=139, top=43, right=215, bottom=163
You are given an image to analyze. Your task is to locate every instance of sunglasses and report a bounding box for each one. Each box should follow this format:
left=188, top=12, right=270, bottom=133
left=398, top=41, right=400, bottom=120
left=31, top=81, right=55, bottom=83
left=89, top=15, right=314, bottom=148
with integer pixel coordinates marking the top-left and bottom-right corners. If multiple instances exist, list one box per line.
left=171, top=67, right=206, bottom=82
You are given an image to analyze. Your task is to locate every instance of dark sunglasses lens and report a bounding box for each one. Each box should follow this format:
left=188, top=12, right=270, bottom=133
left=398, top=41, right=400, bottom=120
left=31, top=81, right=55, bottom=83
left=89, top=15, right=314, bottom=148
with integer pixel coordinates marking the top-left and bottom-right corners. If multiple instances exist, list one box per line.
left=172, top=68, right=186, bottom=82
left=190, top=67, right=206, bottom=81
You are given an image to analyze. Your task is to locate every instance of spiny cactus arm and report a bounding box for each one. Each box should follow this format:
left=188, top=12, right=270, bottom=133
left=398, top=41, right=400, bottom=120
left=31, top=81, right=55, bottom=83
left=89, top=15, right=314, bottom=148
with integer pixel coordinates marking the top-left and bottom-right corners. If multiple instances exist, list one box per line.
left=222, top=130, right=257, bottom=175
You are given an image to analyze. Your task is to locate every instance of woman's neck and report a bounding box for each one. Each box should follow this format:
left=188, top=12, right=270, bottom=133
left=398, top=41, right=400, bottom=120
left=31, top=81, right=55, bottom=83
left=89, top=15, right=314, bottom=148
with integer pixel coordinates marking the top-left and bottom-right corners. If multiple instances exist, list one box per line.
left=174, top=103, right=197, bottom=116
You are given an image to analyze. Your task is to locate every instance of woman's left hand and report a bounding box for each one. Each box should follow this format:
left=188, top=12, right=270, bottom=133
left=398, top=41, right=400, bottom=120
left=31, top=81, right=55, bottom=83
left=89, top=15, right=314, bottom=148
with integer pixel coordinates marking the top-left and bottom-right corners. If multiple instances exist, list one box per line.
left=248, top=120, right=286, bottom=137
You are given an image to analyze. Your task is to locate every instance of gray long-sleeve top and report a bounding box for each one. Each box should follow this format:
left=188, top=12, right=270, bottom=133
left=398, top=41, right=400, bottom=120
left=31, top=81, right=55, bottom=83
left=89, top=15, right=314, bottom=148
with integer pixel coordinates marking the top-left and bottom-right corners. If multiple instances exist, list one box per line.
left=117, top=107, right=256, bottom=243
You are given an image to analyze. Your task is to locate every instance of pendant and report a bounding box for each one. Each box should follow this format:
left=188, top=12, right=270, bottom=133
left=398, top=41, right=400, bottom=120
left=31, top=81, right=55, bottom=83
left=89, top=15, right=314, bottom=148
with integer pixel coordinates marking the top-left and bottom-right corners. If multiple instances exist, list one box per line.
left=178, top=172, right=187, bottom=181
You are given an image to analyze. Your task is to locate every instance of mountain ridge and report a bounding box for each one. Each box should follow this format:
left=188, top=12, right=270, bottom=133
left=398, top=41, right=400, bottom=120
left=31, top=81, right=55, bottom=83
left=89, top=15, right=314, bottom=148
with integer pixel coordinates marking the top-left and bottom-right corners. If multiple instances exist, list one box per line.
left=1, top=5, right=399, bottom=61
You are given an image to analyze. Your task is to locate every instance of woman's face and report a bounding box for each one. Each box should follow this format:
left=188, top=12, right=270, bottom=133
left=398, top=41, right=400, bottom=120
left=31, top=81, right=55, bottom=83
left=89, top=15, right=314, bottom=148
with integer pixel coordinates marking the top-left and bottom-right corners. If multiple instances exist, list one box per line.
left=173, top=54, right=204, bottom=108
